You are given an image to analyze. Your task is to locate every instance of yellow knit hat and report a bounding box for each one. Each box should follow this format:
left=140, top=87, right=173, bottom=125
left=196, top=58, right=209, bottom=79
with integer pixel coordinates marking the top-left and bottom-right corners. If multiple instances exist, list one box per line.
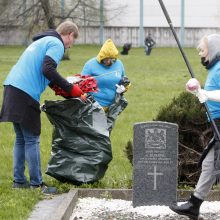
left=97, top=39, right=119, bottom=63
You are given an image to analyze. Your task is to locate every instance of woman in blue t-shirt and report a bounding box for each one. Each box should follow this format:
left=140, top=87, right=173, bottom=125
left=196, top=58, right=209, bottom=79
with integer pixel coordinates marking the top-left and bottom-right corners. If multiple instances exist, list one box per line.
left=170, top=34, right=220, bottom=219
left=81, top=39, right=130, bottom=111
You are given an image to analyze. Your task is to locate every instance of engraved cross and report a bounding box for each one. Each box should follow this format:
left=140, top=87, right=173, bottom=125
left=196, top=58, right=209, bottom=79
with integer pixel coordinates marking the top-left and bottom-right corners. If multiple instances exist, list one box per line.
left=147, top=166, right=163, bottom=190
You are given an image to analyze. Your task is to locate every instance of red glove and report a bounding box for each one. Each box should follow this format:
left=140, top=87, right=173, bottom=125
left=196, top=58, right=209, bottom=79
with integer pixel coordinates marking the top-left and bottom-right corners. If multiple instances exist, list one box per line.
left=70, top=84, right=84, bottom=97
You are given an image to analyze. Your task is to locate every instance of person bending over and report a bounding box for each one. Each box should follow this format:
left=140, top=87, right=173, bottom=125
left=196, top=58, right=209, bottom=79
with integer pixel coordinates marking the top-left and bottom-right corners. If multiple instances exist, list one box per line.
left=0, top=20, right=83, bottom=194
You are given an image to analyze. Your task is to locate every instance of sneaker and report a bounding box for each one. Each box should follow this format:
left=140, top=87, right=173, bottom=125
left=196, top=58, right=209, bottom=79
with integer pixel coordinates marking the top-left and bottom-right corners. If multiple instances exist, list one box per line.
left=30, top=182, right=57, bottom=195
left=12, top=181, right=30, bottom=189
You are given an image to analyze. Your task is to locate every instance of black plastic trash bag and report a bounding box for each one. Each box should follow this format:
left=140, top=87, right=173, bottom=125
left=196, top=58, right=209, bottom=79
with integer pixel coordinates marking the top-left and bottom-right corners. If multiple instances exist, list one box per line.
left=42, top=95, right=127, bottom=184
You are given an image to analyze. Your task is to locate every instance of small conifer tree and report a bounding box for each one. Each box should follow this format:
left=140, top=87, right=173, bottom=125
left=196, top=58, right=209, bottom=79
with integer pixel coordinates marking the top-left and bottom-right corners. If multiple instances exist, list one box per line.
left=124, top=92, right=213, bottom=185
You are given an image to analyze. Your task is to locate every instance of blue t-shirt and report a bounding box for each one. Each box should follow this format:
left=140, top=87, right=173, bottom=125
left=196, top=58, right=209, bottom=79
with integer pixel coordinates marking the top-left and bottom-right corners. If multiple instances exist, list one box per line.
left=4, top=36, right=64, bottom=102
left=204, top=61, right=220, bottom=120
left=81, top=58, right=125, bottom=107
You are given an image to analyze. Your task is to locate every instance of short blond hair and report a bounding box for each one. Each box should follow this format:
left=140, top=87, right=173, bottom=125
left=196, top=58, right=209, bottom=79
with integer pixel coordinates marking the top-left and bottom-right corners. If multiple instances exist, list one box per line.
left=56, top=21, right=79, bottom=38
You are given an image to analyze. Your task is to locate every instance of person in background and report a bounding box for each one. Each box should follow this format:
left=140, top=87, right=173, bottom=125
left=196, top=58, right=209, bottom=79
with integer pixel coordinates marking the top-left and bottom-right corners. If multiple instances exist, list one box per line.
left=0, top=20, right=83, bottom=194
left=144, top=33, right=156, bottom=56
left=170, top=34, right=220, bottom=219
left=120, top=43, right=132, bottom=55
left=81, top=38, right=130, bottom=112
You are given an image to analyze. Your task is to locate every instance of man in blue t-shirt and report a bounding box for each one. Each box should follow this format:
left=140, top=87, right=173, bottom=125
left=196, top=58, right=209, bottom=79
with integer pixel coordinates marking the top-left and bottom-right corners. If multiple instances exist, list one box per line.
left=0, top=21, right=83, bottom=194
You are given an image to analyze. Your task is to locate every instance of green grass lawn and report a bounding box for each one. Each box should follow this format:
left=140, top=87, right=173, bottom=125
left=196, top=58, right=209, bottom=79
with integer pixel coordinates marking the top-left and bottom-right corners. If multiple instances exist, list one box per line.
left=0, top=45, right=207, bottom=219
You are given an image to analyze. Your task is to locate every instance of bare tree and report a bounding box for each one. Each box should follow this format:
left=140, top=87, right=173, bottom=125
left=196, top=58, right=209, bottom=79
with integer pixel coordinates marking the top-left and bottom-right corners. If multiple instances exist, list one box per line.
left=0, top=0, right=10, bottom=14
left=0, top=0, right=126, bottom=44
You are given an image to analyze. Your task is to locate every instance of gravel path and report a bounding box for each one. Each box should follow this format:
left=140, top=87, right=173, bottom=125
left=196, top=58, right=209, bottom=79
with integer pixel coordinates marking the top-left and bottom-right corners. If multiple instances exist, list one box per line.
left=70, top=197, right=220, bottom=220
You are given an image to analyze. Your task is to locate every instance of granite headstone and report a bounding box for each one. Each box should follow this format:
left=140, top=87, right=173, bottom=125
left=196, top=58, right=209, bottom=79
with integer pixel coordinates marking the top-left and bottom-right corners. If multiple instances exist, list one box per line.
left=133, top=121, right=178, bottom=207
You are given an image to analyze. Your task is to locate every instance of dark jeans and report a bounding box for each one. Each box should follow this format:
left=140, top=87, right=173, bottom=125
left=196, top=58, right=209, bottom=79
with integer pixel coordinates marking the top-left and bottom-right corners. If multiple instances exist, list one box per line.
left=13, top=123, right=42, bottom=185
left=145, top=45, right=152, bottom=56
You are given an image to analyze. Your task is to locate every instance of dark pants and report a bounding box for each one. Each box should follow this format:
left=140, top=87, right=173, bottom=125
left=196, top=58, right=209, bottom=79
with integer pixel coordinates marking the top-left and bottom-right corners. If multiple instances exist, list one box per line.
left=145, top=46, right=152, bottom=56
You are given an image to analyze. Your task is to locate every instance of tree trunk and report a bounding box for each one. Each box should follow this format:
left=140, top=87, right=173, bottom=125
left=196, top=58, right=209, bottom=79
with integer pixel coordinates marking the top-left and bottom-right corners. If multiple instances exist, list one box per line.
left=40, top=0, right=55, bottom=29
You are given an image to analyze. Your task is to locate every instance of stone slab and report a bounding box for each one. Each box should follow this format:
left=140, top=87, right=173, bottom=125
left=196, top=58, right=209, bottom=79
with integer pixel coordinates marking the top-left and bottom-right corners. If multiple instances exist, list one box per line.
left=28, top=190, right=78, bottom=220
left=133, top=121, right=178, bottom=207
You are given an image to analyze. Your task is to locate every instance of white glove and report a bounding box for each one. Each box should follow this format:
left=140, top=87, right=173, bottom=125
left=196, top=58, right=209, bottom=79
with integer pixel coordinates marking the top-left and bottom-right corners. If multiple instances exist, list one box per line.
left=66, top=76, right=81, bottom=84
left=116, top=84, right=126, bottom=94
left=185, top=78, right=201, bottom=95
left=196, top=89, right=220, bottom=103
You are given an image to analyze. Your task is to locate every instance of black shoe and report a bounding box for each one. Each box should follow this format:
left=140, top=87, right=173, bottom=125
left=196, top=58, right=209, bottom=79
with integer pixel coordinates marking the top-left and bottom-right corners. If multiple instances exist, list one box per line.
left=169, top=194, right=203, bottom=220
left=12, top=181, right=30, bottom=189
left=30, top=182, right=57, bottom=195
left=170, top=204, right=198, bottom=219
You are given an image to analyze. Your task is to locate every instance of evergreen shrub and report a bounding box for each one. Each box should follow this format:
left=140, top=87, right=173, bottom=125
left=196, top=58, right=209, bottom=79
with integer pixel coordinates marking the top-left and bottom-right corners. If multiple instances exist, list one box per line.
left=125, top=92, right=213, bottom=185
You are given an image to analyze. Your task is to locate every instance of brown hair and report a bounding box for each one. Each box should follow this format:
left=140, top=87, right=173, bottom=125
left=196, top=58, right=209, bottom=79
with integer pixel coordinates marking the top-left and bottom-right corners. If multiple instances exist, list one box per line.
left=56, top=20, right=79, bottom=38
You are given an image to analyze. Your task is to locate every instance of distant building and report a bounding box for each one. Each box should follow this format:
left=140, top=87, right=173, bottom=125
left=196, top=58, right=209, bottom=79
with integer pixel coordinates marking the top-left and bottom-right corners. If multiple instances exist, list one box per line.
left=1, top=0, right=220, bottom=47
left=106, top=0, right=220, bottom=28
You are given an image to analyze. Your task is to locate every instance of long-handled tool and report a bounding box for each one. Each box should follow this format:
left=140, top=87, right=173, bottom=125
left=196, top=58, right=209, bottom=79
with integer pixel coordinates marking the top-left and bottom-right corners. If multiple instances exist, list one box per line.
left=158, top=0, right=220, bottom=140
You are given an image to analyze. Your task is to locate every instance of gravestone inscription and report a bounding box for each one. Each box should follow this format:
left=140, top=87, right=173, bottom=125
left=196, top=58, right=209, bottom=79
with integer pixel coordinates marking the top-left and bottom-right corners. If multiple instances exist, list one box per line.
left=133, top=121, right=178, bottom=207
